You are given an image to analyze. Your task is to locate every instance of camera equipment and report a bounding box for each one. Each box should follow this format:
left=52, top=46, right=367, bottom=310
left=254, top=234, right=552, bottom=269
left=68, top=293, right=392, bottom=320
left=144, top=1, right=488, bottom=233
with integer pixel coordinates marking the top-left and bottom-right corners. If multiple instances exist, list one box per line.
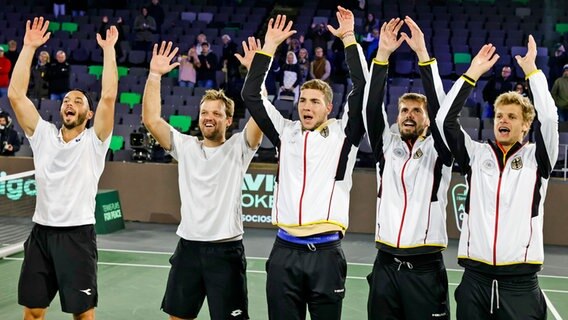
left=130, top=127, right=155, bottom=162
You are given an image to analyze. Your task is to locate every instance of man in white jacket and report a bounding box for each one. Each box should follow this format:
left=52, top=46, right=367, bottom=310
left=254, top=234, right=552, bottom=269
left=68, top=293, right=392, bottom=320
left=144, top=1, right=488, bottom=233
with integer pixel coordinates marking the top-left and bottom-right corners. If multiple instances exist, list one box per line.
left=436, top=36, right=559, bottom=319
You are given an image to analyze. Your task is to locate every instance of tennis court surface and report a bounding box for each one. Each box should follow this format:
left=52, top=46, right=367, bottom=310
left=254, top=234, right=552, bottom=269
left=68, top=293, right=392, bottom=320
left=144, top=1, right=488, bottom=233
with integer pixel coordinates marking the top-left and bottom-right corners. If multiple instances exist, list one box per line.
left=1, top=223, right=567, bottom=319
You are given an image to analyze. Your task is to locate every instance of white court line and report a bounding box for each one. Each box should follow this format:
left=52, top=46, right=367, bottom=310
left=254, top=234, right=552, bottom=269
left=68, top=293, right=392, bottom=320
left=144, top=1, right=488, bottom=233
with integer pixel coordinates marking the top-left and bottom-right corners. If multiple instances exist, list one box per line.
left=97, top=249, right=568, bottom=280
left=5, top=256, right=568, bottom=295
left=543, top=291, right=564, bottom=320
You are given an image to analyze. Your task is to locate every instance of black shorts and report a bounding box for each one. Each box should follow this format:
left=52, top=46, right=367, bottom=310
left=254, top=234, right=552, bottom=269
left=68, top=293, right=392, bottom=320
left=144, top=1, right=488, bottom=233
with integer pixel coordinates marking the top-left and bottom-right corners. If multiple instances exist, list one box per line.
left=265, top=237, right=347, bottom=320
left=18, top=224, right=98, bottom=314
left=367, top=250, right=450, bottom=320
left=455, top=268, right=547, bottom=320
left=161, top=238, right=249, bottom=320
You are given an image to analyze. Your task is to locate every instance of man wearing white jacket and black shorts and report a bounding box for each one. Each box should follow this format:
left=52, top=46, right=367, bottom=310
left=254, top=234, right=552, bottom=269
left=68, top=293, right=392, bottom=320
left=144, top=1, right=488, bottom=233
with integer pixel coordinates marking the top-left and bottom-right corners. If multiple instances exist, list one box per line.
left=241, top=7, right=367, bottom=319
left=436, top=36, right=559, bottom=319
left=363, top=17, right=453, bottom=320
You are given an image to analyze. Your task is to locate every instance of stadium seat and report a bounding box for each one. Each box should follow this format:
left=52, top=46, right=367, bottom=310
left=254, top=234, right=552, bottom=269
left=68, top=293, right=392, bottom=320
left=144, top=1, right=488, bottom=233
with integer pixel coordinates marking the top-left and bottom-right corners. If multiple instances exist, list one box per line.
left=556, top=23, right=568, bottom=34
left=117, top=66, right=129, bottom=79
left=61, top=22, right=78, bottom=34
left=48, top=21, right=61, bottom=32
left=169, top=115, right=192, bottom=132
left=88, top=65, right=103, bottom=79
left=109, top=135, right=125, bottom=152
left=120, top=92, right=142, bottom=107
left=454, top=53, right=472, bottom=64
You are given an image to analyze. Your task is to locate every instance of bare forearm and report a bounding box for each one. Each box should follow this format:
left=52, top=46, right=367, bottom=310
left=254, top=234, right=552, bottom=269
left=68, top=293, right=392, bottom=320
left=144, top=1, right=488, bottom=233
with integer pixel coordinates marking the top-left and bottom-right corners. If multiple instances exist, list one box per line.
left=142, top=76, right=162, bottom=125
left=100, top=47, right=118, bottom=102
left=8, top=46, right=35, bottom=99
left=142, top=75, right=171, bottom=149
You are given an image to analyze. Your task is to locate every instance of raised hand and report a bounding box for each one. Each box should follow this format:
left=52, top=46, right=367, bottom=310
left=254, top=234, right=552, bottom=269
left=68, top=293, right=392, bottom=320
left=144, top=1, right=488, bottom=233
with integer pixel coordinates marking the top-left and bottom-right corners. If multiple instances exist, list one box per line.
left=96, top=25, right=119, bottom=50
left=400, top=16, right=429, bottom=62
left=465, top=44, right=500, bottom=81
left=327, top=6, right=355, bottom=38
left=263, top=15, right=296, bottom=55
left=23, top=17, right=50, bottom=49
left=375, top=18, right=405, bottom=61
left=149, top=41, right=180, bottom=76
left=515, top=35, right=538, bottom=76
left=234, top=36, right=262, bottom=71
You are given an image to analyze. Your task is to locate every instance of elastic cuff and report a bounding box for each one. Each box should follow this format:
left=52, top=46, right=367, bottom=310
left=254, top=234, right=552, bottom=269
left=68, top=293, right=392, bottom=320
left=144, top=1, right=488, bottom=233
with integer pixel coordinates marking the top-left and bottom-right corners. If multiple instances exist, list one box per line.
left=344, top=42, right=357, bottom=48
left=373, top=59, right=388, bottom=66
left=461, top=74, right=476, bottom=86
left=525, top=69, right=540, bottom=80
left=256, top=51, right=273, bottom=58
left=418, top=58, right=436, bottom=66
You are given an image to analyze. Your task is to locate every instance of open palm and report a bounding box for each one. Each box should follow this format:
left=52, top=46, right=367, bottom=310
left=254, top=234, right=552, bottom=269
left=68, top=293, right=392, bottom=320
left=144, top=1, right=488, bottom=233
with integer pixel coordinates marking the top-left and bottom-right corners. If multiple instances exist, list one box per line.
left=264, top=15, right=296, bottom=49
left=96, top=25, right=119, bottom=50
left=327, top=6, right=355, bottom=37
left=24, top=17, right=50, bottom=48
left=515, top=35, right=538, bottom=75
left=234, top=36, right=262, bottom=71
left=150, top=41, right=180, bottom=76
left=467, top=44, right=500, bottom=80
left=378, top=18, right=405, bottom=55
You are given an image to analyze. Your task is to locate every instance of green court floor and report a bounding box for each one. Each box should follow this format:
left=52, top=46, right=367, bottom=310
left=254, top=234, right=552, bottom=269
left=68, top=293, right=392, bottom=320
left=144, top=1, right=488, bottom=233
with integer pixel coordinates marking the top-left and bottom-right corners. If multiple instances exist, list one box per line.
left=1, top=249, right=567, bottom=319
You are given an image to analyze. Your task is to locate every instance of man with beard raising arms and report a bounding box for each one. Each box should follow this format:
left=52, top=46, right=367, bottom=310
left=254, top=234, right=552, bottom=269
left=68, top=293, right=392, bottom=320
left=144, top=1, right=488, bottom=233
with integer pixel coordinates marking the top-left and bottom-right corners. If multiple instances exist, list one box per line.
left=142, top=39, right=262, bottom=320
left=241, top=7, right=367, bottom=319
left=8, top=17, right=118, bottom=320
left=364, top=17, right=453, bottom=319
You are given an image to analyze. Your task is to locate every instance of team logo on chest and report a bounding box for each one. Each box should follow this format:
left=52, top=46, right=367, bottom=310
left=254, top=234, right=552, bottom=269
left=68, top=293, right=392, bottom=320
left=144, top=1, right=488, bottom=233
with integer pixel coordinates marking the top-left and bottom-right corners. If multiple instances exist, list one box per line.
left=482, top=159, right=495, bottom=170
left=413, top=148, right=423, bottom=159
left=320, top=126, right=329, bottom=138
left=393, top=148, right=405, bottom=158
left=511, top=156, right=523, bottom=170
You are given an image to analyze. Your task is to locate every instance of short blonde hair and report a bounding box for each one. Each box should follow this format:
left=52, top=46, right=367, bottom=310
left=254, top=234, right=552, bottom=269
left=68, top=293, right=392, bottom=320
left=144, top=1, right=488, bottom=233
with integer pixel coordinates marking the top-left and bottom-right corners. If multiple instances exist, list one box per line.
left=398, top=93, right=427, bottom=112
left=200, top=89, right=234, bottom=118
left=300, top=79, right=333, bottom=105
left=494, top=91, right=535, bottom=125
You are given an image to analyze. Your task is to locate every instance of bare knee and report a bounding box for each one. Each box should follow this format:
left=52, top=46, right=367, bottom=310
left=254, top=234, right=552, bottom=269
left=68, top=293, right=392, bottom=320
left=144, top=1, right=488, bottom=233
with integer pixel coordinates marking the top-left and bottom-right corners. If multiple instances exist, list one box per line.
left=23, top=307, right=47, bottom=320
left=73, top=308, right=95, bottom=320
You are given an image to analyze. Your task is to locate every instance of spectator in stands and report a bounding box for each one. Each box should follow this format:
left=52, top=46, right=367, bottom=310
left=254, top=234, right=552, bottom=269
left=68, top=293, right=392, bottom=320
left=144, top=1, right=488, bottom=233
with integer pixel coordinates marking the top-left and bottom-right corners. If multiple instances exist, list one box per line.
left=278, top=51, right=302, bottom=102
left=549, top=43, right=568, bottom=86
left=264, top=59, right=281, bottom=98
left=5, top=40, right=19, bottom=78
left=195, top=33, right=207, bottom=55
left=147, top=0, right=165, bottom=34
left=363, top=27, right=380, bottom=62
left=307, top=23, right=331, bottom=55
left=46, top=50, right=70, bottom=101
left=143, top=39, right=262, bottom=320
left=177, top=47, right=198, bottom=88
left=297, top=48, right=310, bottom=82
left=552, top=64, right=568, bottom=121
left=310, top=47, right=331, bottom=83
left=195, top=42, right=218, bottom=89
left=99, top=16, right=126, bottom=62
left=69, top=0, right=87, bottom=17
left=0, top=111, right=20, bottom=156
left=363, top=12, right=380, bottom=34
left=514, top=81, right=528, bottom=97
left=133, top=7, right=157, bottom=51
left=52, top=0, right=66, bottom=18
left=0, top=47, right=11, bottom=98
left=30, top=51, right=50, bottom=99
left=482, top=65, right=513, bottom=119
left=220, top=34, right=239, bottom=88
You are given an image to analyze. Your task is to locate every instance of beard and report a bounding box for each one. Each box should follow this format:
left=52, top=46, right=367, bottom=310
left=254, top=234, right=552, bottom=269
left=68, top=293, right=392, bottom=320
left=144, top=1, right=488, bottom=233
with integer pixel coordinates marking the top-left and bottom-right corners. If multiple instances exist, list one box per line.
left=200, top=124, right=225, bottom=141
left=62, top=110, right=88, bottom=130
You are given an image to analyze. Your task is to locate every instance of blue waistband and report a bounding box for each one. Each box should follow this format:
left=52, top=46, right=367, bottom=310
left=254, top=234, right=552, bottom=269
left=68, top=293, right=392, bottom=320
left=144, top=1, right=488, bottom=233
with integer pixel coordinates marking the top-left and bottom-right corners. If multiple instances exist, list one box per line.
left=277, top=229, right=340, bottom=245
